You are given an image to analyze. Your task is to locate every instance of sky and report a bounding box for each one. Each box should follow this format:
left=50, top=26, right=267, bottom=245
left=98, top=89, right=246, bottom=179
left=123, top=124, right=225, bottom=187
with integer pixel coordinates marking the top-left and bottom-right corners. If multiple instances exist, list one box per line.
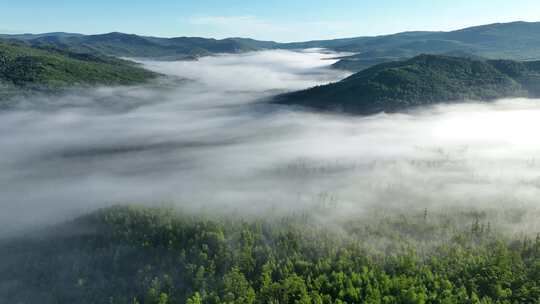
left=1, top=0, right=539, bottom=42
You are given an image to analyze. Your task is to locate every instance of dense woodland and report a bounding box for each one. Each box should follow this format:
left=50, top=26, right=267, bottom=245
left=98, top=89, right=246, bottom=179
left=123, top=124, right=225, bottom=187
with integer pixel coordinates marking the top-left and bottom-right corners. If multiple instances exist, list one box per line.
left=275, top=54, right=540, bottom=114
left=0, top=32, right=279, bottom=60
left=0, top=41, right=157, bottom=95
left=1, top=205, right=539, bottom=304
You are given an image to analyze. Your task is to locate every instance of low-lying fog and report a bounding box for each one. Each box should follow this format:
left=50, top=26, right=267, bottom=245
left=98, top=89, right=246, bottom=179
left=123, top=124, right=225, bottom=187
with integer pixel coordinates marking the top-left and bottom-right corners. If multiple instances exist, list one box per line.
left=2, top=49, right=540, bottom=236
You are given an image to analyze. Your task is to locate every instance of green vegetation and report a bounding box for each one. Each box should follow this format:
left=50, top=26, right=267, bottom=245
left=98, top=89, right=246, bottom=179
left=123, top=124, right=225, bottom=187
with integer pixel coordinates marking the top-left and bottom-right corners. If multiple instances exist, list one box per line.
left=317, top=22, right=540, bottom=72
left=0, top=41, right=158, bottom=93
left=0, top=32, right=279, bottom=60
left=3, top=21, right=540, bottom=66
left=331, top=50, right=484, bottom=72
left=2, top=205, right=540, bottom=303
left=275, top=54, right=540, bottom=115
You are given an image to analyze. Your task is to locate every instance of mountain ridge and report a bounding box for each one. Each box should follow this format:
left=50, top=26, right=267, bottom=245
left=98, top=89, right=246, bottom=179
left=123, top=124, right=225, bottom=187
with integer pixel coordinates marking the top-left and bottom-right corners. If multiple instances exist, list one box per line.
left=0, top=41, right=158, bottom=99
left=2, top=21, right=540, bottom=63
left=274, top=54, right=540, bottom=115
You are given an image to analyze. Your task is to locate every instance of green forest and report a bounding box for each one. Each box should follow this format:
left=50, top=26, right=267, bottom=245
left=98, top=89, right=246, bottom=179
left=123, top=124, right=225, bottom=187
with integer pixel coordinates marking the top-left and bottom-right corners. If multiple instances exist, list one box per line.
left=275, top=54, right=540, bottom=115
left=3, top=21, right=540, bottom=65
left=0, top=42, right=157, bottom=93
left=2, top=205, right=539, bottom=304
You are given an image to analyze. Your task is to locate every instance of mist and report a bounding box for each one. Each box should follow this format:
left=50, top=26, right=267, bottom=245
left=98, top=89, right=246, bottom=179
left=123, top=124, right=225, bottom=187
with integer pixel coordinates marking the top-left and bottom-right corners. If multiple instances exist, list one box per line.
left=2, top=49, right=540, bottom=237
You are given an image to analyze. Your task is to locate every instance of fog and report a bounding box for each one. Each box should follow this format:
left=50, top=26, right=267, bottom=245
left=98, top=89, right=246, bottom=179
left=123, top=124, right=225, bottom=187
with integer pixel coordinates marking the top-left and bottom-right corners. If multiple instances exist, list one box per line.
left=2, top=49, right=540, bottom=236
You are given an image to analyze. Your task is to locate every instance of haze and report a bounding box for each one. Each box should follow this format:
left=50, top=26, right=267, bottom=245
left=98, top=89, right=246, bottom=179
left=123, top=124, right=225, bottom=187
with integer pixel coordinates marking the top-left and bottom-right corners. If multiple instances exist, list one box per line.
left=1, top=49, right=540, bottom=236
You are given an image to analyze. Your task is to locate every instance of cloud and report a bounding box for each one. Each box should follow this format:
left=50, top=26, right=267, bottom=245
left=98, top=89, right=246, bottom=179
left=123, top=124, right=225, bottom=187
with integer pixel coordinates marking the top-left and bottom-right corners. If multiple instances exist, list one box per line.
left=0, top=50, right=349, bottom=235
left=188, top=15, right=268, bottom=27
left=185, top=15, right=355, bottom=42
left=1, top=50, right=540, bottom=238
left=187, top=15, right=287, bottom=38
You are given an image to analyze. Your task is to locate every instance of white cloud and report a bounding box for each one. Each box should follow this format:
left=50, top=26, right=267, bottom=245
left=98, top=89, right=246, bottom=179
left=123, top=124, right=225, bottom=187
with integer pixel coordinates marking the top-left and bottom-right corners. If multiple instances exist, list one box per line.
left=188, top=15, right=287, bottom=36
left=3, top=50, right=540, bottom=238
left=188, top=15, right=266, bottom=27
left=184, top=15, right=356, bottom=42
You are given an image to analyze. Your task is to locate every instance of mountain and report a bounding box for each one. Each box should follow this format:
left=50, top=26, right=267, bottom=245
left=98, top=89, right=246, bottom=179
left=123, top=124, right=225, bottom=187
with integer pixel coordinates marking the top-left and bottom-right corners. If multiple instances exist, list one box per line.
left=0, top=32, right=84, bottom=40
left=328, top=21, right=540, bottom=71
left=0, top=41, right=158, bottom=93
left=3, top=21, right=540, bottom=64
left=274, top=54, right=540, bottom=115
left=0, top=32, right=280, bottom=60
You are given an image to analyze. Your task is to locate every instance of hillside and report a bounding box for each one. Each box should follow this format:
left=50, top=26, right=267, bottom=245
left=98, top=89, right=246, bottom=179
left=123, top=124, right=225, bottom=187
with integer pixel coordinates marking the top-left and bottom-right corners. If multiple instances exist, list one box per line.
left=1, top=32, right=279, bottom=60
left=0, top=42, right=158, bottom=92
left=324, top=23, right=534, bottom=54
left=3, top=21, right=540, bottom=65
left=274, top=54, right=540, bottom=115
left=1, top=205, right=539, bottom=303
left=308, top=21, right=540, bottom=71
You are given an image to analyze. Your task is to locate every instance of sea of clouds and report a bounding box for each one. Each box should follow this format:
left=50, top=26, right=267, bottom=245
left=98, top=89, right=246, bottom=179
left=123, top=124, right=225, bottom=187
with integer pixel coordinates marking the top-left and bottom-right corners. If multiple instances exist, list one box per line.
left=1, top=49, right=540, bottom=236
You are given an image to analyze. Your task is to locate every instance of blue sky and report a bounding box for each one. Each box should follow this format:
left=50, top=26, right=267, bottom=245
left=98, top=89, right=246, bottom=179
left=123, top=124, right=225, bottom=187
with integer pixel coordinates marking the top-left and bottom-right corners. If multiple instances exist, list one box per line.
left=1, top=0, right=539, bottom=42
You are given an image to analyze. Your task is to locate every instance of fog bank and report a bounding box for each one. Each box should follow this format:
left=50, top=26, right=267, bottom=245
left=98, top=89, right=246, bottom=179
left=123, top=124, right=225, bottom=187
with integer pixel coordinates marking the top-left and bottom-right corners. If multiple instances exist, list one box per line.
left=1, top=49, right=540, bottom=236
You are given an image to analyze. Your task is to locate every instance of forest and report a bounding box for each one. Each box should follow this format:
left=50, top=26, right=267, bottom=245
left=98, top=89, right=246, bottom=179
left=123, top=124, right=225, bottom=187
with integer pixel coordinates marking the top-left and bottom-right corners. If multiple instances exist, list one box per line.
left=0, top=41, right=157, bottom=94
left=2, top=205, right=539, bottom=304
left=275, top=54, right=540, bottom=115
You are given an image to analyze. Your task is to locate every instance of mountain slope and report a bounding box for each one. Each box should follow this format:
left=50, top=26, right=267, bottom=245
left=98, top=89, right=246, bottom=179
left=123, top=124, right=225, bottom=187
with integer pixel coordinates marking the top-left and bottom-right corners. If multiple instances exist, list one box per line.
left=0, top=41, right=158, bottom=90
left=1, top=32, right=280, bottom=60
left=274, top=54, right=540, bottom=115
left=3, top=21, right=540, bottom=64
left=327, top=21, right=540, bottom=71
left=277, top=21, right=540, bottom=56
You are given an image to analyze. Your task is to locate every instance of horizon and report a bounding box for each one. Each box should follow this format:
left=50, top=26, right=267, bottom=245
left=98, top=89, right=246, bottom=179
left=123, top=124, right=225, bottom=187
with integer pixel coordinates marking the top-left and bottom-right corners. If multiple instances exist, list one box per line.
left=3, top=20, right=540, bottom=43
left=2, top=0, right=540, bottom=42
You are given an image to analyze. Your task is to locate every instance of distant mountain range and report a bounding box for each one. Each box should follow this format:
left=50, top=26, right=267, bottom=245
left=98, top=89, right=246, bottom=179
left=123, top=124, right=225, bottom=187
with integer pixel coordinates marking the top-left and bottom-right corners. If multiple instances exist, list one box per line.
left=274, top=54, right=540, bottom=115
left=326, top=21, right=540, bottom=71
left=3, top=21, right=540, bottom=111
left=2, top=21, right=540, bottom=68
left=0, top=32, right=279, bottom=60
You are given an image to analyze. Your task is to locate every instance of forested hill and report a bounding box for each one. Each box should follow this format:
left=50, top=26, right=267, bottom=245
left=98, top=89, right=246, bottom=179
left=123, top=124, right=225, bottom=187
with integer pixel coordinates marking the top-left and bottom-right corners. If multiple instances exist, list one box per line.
left=296, top=21, right=540, bottom=72
left=0, top=41, right=158, bottom=91
left=0, top=32, right=279, bottom=60
left=274, top=54, right=540, bottom=115
left=3, top=21, right=540, bottom=64
left=1, top=205, right=539, bottom=303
